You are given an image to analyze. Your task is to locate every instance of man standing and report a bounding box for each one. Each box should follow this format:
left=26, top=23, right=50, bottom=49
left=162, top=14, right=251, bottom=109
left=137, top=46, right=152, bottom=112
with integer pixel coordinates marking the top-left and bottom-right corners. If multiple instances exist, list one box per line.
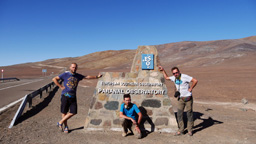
left=119, top=94, right=142, bottom=139
left=159, top=66, right=198, bottom=136
left=52, top=63, right=101, bottom=133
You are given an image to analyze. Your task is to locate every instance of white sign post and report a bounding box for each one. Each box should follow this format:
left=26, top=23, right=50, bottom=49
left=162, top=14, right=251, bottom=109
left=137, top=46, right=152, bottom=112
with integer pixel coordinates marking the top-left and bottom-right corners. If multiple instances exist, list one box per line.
left=42, top=69, right=47, bottom=77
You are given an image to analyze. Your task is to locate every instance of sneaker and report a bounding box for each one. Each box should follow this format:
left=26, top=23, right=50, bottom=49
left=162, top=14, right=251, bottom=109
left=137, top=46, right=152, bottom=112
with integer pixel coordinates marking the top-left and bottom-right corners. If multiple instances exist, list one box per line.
left=135, top=132, right=142, bottom=139
left=122, top=132, right=127, bottom=137
left=188, top=131, right=193, bottom=136
left=133, top=127, right=142, bottom=139
left=174, top=131, right=184, bottom=136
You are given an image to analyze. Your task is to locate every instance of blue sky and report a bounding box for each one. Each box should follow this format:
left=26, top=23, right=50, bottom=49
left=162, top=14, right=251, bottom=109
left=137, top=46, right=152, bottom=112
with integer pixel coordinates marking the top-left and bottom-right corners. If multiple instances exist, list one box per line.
left=0, top=0, right=255, bottom=66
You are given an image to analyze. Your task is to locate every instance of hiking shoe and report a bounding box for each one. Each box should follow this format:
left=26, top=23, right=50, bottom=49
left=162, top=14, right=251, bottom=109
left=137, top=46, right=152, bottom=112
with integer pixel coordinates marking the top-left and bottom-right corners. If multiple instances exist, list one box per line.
left=122, top=132, right=127, bottom=137
left=188, top=131, right=193, bottom=136
left=135, top=132, right=142, bottom=139
left=174, top=131, right=184, bottom=136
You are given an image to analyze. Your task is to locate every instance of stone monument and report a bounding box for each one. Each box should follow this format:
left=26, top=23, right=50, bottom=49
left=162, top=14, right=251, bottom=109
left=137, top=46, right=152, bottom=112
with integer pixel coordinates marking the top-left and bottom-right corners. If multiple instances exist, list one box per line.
left=84, top=45, right=178, bottom=133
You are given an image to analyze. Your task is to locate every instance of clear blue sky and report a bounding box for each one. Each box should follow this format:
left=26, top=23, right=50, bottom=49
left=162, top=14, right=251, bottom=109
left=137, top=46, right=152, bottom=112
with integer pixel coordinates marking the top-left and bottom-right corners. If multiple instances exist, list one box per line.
left=0, top=0, right=255, bottom=66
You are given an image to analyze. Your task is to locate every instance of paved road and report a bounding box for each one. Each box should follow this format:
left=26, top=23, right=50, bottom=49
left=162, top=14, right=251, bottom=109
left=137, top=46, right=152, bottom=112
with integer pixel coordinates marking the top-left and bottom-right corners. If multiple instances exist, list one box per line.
left=0, top=77, right=54, bottom=108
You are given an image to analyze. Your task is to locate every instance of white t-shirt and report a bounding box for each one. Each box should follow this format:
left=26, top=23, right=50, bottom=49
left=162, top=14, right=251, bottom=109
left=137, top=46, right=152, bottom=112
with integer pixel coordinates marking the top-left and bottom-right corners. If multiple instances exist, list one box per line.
left=169, top=74, right=193, bottom=97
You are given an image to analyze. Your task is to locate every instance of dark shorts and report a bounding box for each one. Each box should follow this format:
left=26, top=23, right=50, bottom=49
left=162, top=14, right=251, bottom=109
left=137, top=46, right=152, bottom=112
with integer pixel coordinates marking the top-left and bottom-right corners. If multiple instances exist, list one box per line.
left=61, top=95, right=77, bottom=114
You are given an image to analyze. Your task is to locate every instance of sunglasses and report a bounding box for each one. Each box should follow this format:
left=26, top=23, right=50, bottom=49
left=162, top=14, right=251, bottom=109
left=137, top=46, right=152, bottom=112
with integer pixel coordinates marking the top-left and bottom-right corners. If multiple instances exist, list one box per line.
left=173, top=72, right=179, bottom=75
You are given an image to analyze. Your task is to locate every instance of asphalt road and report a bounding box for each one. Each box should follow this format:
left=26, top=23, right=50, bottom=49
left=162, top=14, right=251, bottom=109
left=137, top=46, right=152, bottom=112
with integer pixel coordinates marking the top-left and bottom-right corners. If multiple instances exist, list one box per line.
left=0, top=77, right=54, bottom=108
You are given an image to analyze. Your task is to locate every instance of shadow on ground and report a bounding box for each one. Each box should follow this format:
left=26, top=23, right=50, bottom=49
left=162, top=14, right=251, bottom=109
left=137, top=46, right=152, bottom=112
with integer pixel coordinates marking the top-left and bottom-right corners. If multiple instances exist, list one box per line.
left=69, top=126, right=84, bottom=133
left=175, top=111, right=223, bottom=134
left=193, top=112, right=223, bottom=134
left=15, top=86, right=59, bottom=125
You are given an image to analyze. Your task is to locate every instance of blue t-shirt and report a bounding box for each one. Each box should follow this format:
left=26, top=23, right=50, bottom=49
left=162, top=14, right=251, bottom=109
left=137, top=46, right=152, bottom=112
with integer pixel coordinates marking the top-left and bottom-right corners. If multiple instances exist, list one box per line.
left=120, top=103, right=141, bottom=121
left=59, top=71, right=85, bottom=96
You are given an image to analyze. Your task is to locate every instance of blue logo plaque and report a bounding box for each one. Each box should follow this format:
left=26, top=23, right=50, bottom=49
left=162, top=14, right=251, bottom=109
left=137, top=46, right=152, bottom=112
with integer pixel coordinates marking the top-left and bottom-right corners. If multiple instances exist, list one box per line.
left=141, top=54, right=154, bottom=70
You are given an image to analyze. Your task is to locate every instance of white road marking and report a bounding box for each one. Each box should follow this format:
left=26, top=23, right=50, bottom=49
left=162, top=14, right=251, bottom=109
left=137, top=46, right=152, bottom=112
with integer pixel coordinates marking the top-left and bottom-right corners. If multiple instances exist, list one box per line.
left=0, top=79, right=44, bottom=91
left=0, top=97, right=24, bottom=113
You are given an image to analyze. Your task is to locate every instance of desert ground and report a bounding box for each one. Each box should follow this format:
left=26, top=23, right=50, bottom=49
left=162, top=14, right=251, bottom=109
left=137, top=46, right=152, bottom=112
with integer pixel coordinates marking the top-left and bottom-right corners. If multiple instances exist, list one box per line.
left=0, top=66, right=256, bottom=144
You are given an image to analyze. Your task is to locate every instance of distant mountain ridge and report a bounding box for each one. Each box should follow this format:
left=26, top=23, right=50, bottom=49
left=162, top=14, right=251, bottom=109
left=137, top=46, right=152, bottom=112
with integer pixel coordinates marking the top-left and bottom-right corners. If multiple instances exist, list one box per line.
left=156, top=36, right=256, bottom=67
left=35, top=50, right=136, bottom=70
left=35, top=36, right=256, bottom=69
left=1, top=36, right=256, bottom=78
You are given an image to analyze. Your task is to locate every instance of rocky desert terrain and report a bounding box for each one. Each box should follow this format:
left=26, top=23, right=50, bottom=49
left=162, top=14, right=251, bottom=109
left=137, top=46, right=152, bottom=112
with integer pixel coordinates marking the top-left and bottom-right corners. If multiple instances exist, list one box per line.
left=0, top=36, right=256, bottom=143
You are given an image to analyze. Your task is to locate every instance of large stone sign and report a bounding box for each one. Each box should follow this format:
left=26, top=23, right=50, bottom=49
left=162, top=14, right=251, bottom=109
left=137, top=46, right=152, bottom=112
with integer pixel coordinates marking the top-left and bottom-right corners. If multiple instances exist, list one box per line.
left=84, top=46, right=177, bottom=133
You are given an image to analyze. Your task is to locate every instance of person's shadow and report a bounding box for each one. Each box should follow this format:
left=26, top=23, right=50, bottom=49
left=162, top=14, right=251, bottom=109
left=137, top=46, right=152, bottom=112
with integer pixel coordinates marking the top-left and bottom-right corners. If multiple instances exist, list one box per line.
left=193, top=112, right=223, bottom=134
left=175, top=111, right=223, bottom=134
left=69, top=126, right=84, bottom=132
left=138, top=106, right=155, bottom=138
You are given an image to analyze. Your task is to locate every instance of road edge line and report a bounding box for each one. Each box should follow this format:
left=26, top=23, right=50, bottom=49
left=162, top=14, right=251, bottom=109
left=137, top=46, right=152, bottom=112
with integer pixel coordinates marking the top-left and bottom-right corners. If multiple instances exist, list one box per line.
left=0, top=97, right=24, bottom=113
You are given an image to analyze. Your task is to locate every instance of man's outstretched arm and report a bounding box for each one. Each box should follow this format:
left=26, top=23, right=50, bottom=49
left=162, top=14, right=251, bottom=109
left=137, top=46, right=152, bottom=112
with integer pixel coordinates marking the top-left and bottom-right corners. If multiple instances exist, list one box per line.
left=159, top=66, right=170, bottom=80
left=84, top=74, right=102, bottom=79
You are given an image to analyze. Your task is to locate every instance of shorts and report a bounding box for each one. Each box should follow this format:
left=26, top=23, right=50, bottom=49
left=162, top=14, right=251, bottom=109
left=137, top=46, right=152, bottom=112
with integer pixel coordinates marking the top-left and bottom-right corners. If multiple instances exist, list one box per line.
left=61, top=95, right=77, bottom=114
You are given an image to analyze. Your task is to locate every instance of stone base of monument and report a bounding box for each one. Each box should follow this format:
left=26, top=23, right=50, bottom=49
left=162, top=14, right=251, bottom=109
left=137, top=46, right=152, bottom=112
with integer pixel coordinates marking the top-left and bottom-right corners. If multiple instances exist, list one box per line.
left=84, top=46, right=178, bottom=133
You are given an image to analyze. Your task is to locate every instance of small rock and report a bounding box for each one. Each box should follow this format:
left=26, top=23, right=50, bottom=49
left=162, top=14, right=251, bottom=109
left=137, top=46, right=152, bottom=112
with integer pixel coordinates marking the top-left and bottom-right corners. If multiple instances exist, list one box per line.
left=240, top=108, right=247, bottom=112
left=241, top=98, right=248, bottom=105
left=141, top=99, right=161, bottom=108
left=104, top=101, right=119, bottom=110
left=90, top=119, right=102, bottom=125
left=155, top=118, right=168, bottom=126
left=205, top=108, right=212, bottom=111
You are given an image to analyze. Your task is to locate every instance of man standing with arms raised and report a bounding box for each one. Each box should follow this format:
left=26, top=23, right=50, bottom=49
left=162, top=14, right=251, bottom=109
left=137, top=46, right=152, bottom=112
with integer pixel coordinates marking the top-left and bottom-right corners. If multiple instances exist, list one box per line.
left=159, top=66, right=198, bottom=136
left=52, top=63, right=102, bottom=133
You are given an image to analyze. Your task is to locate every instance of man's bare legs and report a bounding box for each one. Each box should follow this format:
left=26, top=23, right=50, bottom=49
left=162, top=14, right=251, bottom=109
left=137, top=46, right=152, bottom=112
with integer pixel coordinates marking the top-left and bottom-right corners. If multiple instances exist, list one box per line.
left=59, top=113, right=75, bottom=125
left=61, top=113, right=68, bottom=126
left=58, top=113, right=75, bottom=133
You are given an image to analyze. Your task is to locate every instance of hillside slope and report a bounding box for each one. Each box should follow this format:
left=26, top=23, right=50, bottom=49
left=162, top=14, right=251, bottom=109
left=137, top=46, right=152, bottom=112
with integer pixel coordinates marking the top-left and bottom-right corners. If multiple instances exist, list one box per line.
left=1, top=36, right=256, bottom=77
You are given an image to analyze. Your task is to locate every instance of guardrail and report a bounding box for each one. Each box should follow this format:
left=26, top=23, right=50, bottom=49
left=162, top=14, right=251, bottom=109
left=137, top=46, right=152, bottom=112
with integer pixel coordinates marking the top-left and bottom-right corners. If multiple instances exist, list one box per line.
left=9, top=80, right=61, bottom=128
left=0, top=77, right=20, bottom=82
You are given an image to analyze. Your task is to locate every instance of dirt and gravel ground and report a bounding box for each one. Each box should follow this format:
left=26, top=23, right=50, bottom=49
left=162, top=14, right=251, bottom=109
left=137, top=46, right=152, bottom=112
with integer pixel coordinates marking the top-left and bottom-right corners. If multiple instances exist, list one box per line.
left=1, top=79, right=256, bottom=144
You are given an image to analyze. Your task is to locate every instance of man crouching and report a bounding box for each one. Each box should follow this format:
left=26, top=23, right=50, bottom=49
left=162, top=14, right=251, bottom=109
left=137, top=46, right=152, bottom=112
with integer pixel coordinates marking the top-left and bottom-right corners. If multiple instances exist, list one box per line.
left=119, top=94, right=142, bottom=139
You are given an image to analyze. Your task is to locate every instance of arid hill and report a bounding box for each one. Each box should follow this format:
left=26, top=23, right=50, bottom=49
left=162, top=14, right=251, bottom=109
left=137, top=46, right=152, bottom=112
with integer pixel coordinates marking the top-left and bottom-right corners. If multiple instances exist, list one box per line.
left=157, top=36, right=256, bottom=68
left=37, top=35, right=256, bottom=70
left=1, top=36, right=256, bottom=102
left=1, top=36, right=256, bottom=77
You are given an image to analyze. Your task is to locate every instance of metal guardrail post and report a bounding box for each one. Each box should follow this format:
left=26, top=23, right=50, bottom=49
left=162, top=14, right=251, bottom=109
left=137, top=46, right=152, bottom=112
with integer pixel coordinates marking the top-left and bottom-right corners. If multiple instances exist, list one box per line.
left=28, top=94, right=32, bottom=108
left=40, top=88, right=43, bottom=98
left=9, top=95, right=29, bottom=128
